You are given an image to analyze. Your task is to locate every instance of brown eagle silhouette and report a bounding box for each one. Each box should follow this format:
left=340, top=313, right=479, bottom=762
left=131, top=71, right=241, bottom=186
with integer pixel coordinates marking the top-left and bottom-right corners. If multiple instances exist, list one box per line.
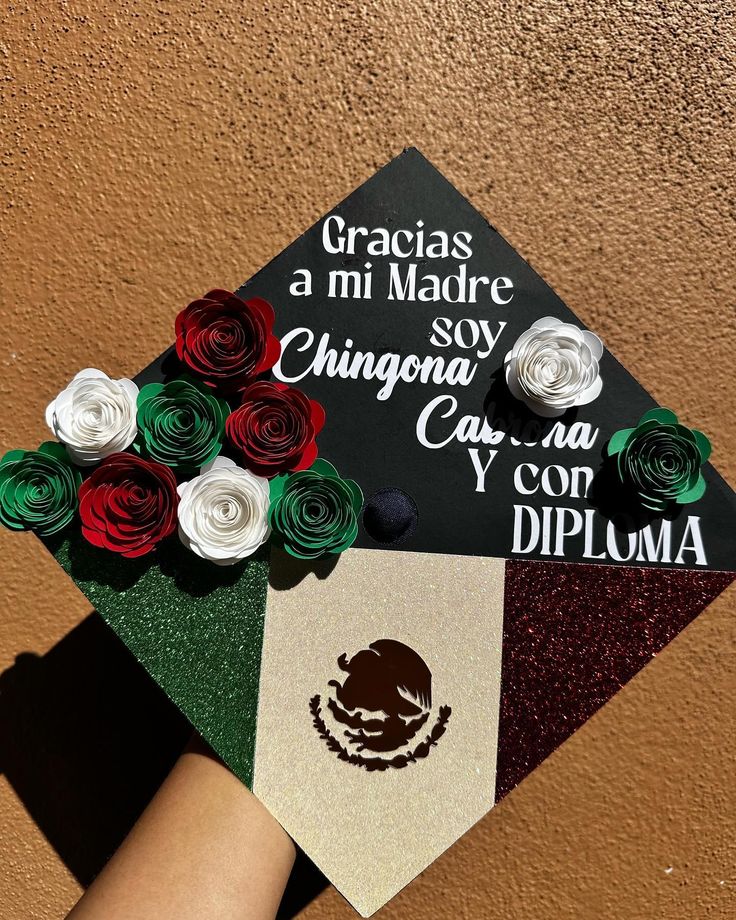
left=327, top=639, right=433, bottom=752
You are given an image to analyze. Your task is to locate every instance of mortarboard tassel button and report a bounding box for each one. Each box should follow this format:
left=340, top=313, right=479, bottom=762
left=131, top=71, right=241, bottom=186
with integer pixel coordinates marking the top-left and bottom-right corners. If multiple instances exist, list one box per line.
left=362, top=487, right=419, bottom=545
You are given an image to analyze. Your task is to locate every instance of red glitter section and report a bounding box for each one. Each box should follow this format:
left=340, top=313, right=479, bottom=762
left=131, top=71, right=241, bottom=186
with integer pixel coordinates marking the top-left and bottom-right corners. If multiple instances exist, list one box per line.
left=496, top=561, right=735, bottom=802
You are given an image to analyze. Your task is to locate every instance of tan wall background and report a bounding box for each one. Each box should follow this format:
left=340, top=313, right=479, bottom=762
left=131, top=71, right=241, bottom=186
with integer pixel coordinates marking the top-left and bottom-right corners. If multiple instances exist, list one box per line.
left=1, top=1, right=734, bottom=917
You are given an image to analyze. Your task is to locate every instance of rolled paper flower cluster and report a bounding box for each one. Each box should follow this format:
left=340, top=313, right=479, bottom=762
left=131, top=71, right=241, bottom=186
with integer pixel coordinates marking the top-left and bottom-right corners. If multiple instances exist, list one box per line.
left=607, top=408, right=710, bottom=512
left=46, top=368, right=139, bottom=465
left=177, top=456, right=270, bottom=565
left=136, top=378, right=228, bottom=471
left=1, top=292, right=369, bottom=564
left=269, top=459, right=363, bottom=560
left=79, top=453, right=179, bottom=557
left=504, top=317, right=603, bottom=418
left=175, top=289, right=281, bottom=392
left=226, top=381, right=325, bottom=478
left=0, top=442, right=81, bottom=536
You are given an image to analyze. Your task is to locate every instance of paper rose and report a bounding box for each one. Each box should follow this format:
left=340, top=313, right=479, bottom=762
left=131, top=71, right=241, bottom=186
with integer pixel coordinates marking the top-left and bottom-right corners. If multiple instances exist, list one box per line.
left=268, top=459, right=363, bottom=560
left=607, top=408, right=711, bottom=512
left=177, top=456, right=271, bottom=565
left=175, top=289, right=281, bottom=392
left=135, top=377, right=228, bottom=471
left=45, top=368, right=139, bottom=465
left=78, top=453, right=179, bottom=557
left=504, top=317, right=603, bottom=418
left=226, top=381, right=326, bottom=478
left=0, top=442, right=81, bottom=536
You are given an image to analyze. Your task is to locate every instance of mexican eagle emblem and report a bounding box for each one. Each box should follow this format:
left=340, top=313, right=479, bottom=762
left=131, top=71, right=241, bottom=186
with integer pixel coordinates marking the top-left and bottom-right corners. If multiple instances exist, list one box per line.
left=309, top=639, right=452, bottom=770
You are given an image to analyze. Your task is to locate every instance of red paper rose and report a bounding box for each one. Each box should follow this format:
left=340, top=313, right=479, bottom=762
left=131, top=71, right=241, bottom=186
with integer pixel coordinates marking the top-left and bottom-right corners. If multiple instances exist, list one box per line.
left=225, top=381, right=326, bottom=478
left=78, top=453, right=179, bottom=557
left=175, top=289, right=281, bottom=392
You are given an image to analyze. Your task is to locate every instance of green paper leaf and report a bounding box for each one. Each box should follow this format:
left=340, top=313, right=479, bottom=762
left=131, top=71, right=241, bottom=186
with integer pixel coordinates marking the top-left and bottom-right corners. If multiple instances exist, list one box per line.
left=269, top=475, right=287, bottom=504
left=671, top=426, right=700, bottom=450
left=0, top=449, right=26, bottom=467
left=638, top=407, right=678, bottom=426
left=606, top=428, right=634, bottom=457
left=345, top=479, right=364, bottom=513
left=137, top=382, right=164, bottom=404
left=692, top=429, right=712, bottom=463
left=37, top=441, right=70, bottom=462
left=633, top=419, right=663, bottom=437
left=278, top=469, right=313, bottom=488
left=309, top=458, right=338, bottom=478
left=675, top=472, right=707, bottom=505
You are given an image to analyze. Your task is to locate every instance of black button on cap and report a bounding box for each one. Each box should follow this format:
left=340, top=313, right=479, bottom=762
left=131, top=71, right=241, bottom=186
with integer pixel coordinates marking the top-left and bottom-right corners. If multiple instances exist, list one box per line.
left=362, top=488, right=419, bottom=545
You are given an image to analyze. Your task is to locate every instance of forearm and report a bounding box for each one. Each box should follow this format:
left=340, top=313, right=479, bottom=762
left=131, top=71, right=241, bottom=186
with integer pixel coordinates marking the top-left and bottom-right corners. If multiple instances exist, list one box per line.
left=68, top=737, right=295, bottom=920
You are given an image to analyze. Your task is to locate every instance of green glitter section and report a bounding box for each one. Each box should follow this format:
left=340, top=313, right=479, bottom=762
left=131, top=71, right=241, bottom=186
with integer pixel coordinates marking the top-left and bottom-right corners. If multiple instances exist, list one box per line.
left=44, top=530, right=269, bottom=789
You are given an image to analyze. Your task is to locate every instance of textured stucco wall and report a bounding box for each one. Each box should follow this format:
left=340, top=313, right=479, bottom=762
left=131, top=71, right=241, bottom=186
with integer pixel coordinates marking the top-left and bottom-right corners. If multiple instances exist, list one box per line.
left=1, top=2, right=735, bottom=918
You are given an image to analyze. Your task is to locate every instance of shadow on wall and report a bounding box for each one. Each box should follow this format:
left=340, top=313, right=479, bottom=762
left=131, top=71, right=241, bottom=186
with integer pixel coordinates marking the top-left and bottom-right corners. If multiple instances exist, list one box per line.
left=0, top=614, right=327, bottom=917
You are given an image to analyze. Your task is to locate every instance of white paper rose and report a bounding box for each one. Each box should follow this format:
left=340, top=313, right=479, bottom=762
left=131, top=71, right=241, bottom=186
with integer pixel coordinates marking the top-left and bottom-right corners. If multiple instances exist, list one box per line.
left=46, top=368, right=139, bottom=465
left=177, top=456, right=271, bottom=565
left=504, top=317, right=603, bottom=418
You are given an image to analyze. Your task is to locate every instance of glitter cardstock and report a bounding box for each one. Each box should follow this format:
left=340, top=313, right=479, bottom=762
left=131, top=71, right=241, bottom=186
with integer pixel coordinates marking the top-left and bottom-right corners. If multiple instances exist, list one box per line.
left=36, top=150, right=736, bottom=915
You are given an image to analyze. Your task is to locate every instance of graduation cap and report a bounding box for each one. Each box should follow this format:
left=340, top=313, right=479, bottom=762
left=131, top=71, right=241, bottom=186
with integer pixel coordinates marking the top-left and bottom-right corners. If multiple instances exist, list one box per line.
left=3, top=149, right=735, bottom=916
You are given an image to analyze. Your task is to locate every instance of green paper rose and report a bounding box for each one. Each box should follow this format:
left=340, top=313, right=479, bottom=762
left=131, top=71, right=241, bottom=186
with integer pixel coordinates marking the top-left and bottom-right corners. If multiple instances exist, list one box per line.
left=136, top=377, right=228, bottom=471
left=268, top=459, right=363, bottom=560
left=607, top=408, right=711, bottom=512
left=0, top=441, right=81, bottom=536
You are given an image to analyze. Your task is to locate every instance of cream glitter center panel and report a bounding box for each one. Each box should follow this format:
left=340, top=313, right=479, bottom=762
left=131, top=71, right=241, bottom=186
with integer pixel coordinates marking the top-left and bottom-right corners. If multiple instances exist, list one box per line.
left=253, top=548, right=505, bottom=916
